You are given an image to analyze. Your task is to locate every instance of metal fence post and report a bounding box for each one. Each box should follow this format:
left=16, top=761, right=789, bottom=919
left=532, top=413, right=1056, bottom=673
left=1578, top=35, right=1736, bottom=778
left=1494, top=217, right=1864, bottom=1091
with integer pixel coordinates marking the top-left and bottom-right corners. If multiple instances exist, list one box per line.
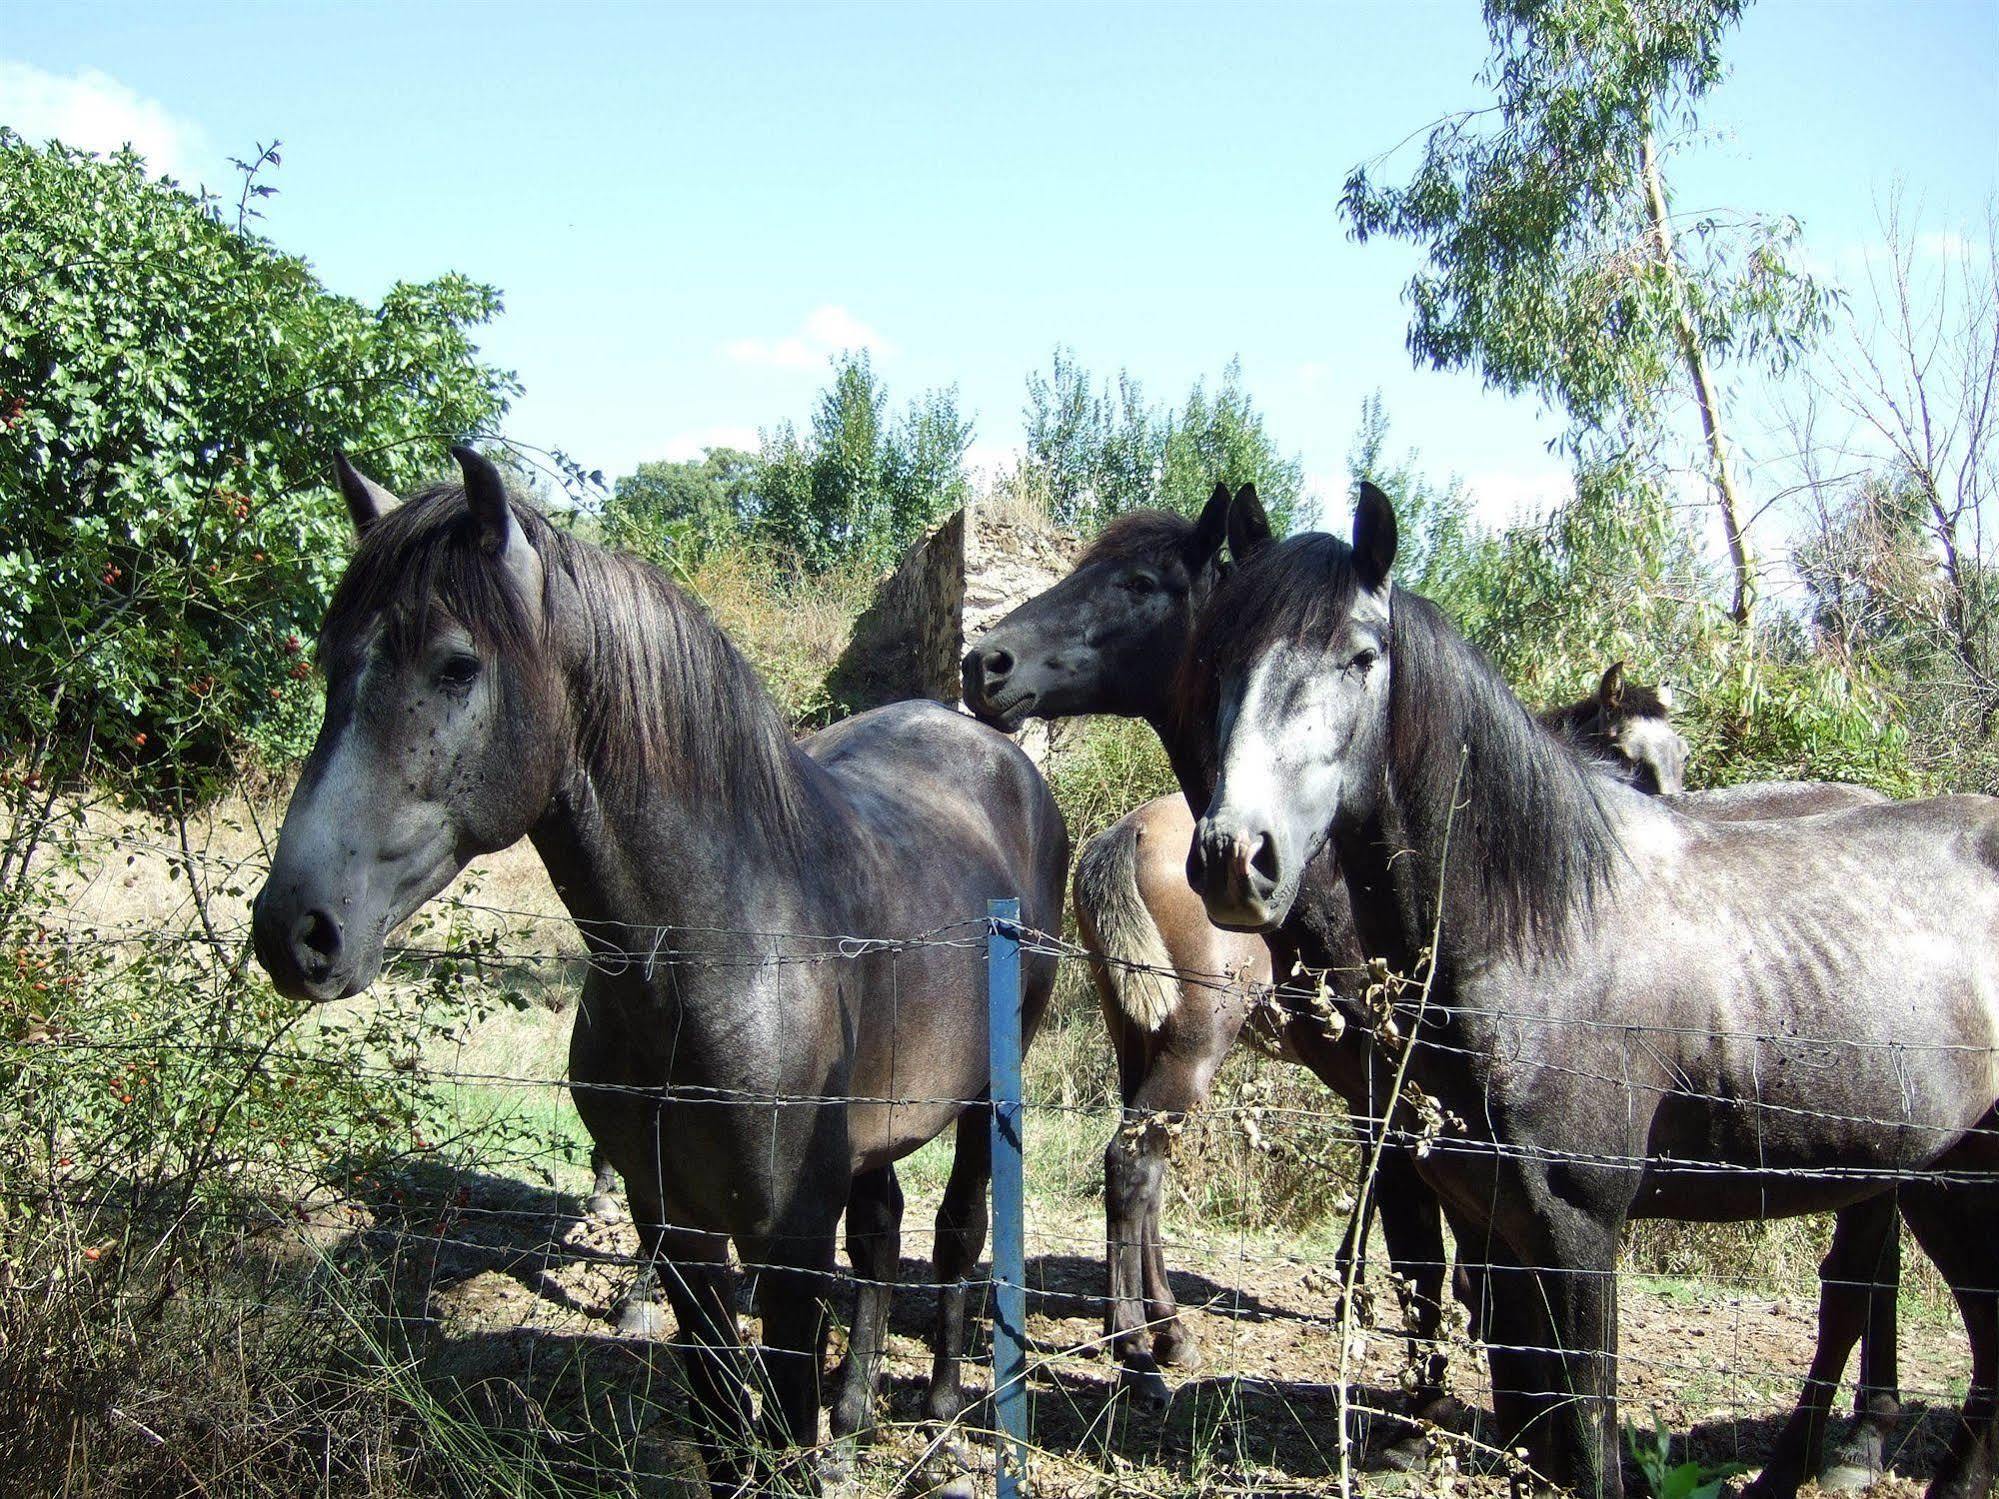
left=986, top=897, right=1026, bottom=1499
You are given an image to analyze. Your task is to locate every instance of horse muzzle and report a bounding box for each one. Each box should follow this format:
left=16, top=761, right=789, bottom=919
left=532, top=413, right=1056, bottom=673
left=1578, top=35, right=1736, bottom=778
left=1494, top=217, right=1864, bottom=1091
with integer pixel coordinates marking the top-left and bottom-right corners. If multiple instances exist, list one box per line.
left=251, top=883, right=374, bottom=1002
left=1188, top=812, right=1290, bottom=931
left=960, top=646, right=1036, bottom=731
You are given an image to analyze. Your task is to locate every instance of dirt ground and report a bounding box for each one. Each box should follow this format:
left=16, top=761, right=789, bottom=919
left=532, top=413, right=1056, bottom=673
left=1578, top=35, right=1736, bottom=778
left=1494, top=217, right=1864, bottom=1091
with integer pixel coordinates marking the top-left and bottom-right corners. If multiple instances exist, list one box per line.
left=303, top=1162, right=1972, bottom=1499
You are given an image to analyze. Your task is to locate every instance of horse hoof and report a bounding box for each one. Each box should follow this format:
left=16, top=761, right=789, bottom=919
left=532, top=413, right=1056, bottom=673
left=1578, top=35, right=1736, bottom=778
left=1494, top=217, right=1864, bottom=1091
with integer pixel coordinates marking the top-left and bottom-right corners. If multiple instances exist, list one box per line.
left=815, top=1437, right=861, bottom=1498
left=583, top=1192, right=623, bottom=1222
left=1153, top=1326, right=1202, bottom=1372
left=919, top=1434, right=978, bottom=1499
left=1117, top=1361, right=1172, bottom=1415
left=615, top=1298, right=668, bottom=1338
left=1818, top=1460, right=1880, bottom=1493
left=1374, top=1429, right=1429, bottom=1473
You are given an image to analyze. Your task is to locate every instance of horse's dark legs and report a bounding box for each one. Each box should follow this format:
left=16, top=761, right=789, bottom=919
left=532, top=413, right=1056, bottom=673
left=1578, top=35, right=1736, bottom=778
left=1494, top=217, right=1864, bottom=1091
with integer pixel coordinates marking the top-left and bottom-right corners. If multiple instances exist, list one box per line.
left=830, top=1164, right=903, bottom=1446
left=1370, top=1145, right=1464, bottom=1469
left=926, top=1107, right=993, bottom=1430
left=1897, top=1181, right=1999, bottom=1499
left=741, top=1233, right=835, bottom=1481
left=638, top=1215, right=753, bottom=1497
left=1830, top=1197, right=1902, bottom=1489
left=1104, top=999, right=1204, bottom=1411
left=583, top=1144, right=622, bottom=1219
left=1143, top=1188, right=1195, bottom=1369
left=1471, top=1232, right=1563, bottom=1492
left=1510, top=1201, right=1625, bottom=1499
left=1747, top=1194, right=1900, bottom=1499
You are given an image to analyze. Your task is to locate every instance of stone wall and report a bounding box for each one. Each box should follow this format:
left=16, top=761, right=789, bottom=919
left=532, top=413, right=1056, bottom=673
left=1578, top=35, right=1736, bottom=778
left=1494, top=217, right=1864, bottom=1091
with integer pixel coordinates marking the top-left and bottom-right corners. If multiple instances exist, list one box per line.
left=824, top=501, right=1080, bottom=763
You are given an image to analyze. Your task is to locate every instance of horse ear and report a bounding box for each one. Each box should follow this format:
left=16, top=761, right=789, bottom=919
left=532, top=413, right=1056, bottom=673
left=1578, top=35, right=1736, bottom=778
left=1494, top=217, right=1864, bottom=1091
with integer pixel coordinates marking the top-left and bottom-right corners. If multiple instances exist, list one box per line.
left=451, top=444, right=517, bottom=555
left=334, top=451, right=397, bottom=538
left=1656, top=678, right=1676, bottom=712
left=1227, top=483, right=1272, bottom=561
left=1599, top=661, right=1627, bottom=714
left=1352, top=481, right=1398, bottom=591
left=1190, top=482, right=1231, bottom=563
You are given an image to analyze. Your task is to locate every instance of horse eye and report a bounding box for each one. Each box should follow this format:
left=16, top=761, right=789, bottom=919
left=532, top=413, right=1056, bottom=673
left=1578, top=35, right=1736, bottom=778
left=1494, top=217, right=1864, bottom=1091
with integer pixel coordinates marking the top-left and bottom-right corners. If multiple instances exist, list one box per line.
left=1349, top=648, right=1379, bottom=675
left=434, top=654, right=481, bottom=690
left=1121, top=572, right=1159, bottom=595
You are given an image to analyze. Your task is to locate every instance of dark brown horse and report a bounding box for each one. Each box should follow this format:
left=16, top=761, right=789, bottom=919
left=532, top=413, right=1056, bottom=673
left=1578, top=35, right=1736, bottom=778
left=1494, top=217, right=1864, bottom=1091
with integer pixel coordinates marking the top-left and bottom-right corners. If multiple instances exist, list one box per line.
left=968, top=489, right=1902, bottom=1489
left=253, top=449, right=1068, bottom=1493
left=1183, top=491, right=1999, bottom=1499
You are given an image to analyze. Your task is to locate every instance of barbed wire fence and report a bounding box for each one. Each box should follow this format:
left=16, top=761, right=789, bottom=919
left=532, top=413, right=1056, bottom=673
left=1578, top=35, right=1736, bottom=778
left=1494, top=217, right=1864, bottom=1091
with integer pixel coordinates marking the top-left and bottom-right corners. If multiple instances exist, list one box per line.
left=1, top=825, right=1990, bottom=1497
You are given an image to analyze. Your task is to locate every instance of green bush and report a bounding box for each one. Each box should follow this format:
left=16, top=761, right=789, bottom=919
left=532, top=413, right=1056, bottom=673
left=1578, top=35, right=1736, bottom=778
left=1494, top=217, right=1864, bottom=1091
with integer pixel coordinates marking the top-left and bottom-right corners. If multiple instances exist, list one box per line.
left=0, top=132, right=515, bottom=799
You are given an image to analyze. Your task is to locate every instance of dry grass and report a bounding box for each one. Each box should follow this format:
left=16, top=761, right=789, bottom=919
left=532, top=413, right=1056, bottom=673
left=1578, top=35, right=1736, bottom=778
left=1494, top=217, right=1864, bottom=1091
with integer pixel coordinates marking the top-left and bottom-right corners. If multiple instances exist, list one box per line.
left=683, top=545, right=879, bottom=728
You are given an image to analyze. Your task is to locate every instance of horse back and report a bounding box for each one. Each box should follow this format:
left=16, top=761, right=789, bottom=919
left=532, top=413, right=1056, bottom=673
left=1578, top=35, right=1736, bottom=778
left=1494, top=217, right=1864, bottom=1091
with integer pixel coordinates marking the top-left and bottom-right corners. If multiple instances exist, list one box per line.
left=798, top=699, right=1068, bottom=1170
left=1510, top=793, right=1999, bottom=1190
left=1075, top=794, right=1270, bottom=1033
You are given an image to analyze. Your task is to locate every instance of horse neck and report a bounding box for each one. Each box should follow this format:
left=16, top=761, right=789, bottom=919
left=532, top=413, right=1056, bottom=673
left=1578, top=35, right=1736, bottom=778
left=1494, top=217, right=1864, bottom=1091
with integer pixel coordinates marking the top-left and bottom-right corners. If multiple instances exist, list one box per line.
left=1153, top=581, right=1226, bottom=809
left=1376, top=595, right=1619, bottom=972
left=525, top=565, right=845, bottom=949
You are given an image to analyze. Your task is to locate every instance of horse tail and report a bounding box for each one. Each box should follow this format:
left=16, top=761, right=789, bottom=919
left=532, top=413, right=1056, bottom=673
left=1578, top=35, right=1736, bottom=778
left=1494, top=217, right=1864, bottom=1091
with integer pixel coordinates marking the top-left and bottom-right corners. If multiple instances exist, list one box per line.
left=1073, top=817, right=1178, bottom=1033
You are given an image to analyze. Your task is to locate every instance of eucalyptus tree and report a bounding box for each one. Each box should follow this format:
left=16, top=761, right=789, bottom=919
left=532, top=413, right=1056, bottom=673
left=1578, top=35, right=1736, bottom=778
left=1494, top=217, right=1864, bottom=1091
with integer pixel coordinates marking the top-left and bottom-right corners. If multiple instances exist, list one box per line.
left=1343, top=0, right=1833, bottom=624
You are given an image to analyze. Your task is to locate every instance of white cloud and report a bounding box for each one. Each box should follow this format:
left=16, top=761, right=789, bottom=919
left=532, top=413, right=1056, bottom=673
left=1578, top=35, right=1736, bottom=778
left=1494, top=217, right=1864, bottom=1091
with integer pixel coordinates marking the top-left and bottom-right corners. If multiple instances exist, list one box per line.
left=0, top=60, right=206, bottom=181
left=724, top=304, right=893, bottom=370
left=657, top=425, right=761, bottom=461
left=1916, top=229, right=1972, bottom=263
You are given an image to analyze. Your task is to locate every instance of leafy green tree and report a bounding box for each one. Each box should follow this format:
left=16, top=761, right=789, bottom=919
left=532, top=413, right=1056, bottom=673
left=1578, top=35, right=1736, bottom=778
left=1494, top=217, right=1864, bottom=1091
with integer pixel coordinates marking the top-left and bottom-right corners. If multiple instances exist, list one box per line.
left=754, top=352, right=971, bottom=572
left=1343, top=0, right=1832, bottom=624
left=1022, top=349, right=1159, bottom=528
left=1375, top=446, right=1917, bottom=794
left=0, top=132, right=516, bottom=800
left=602, top=447, right=756, bottom=565
left=1158, top=359, right=1306, bottom=530
left=1346, top=392, right=1481, bottom=609
left=1022, top=348, right=1305, bottom=534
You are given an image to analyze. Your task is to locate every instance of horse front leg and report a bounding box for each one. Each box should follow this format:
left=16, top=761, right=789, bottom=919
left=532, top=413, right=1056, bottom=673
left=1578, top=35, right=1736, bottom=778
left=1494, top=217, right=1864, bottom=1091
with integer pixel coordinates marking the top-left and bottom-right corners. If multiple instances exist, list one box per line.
left=1519, top=1201, right=1625, bottom=1499
left=1466, top=1226, right=1563, bottom=1494
left=637, top=1216, right=753, bottom=1497
left=1370, top=1145, right=1463, bottom=1470
left=743, top=1229, right=837, bottom=1494
left=1749, top=1192, right=1897, bottom=1499
left=830, top=1165, right=904, bottom=1449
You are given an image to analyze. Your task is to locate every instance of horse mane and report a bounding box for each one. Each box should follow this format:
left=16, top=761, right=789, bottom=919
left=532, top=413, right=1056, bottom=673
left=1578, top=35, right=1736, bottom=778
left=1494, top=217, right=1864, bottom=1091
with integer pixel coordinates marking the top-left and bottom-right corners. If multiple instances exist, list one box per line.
left=321, top=483, right=824, bottom=854
left=1539, top=679, right=1670, bottom=736
left=1389, top=589, right=1621, bottom=955
left=1074, top=508, right=1202, bottom=568
left=1175, top=532, right=1621, bottom=956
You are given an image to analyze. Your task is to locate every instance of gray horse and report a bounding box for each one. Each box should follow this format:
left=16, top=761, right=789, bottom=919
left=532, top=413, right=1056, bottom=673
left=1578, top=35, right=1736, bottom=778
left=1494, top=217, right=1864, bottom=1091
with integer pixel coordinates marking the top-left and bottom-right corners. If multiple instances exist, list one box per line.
left=1183, top=487, right=1999, bottom=1499
left=964, top=488, right=1898, bottom=1489
left=252, top=448, right=1068, bottom=1493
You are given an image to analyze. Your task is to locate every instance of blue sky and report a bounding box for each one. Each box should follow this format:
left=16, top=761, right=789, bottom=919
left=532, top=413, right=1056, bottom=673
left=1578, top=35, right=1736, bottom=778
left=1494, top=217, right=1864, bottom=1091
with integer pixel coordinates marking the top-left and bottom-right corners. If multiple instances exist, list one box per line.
left=6, top=1, right=1996, bottom=531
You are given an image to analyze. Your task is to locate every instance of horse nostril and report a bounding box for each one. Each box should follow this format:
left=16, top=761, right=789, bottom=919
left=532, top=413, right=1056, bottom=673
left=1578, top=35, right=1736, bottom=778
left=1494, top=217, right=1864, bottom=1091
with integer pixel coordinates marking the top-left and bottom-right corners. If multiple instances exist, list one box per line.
left=1247, top=833, right=1280, bottom=890
left=293, top=908, right=342, bottom=977
left=982, top=647, right=1014, bottom=680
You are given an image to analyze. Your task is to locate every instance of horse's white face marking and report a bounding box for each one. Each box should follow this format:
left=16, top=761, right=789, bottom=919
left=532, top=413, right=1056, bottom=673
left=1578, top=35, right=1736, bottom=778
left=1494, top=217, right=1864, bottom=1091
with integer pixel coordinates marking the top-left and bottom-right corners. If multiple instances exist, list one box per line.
left=1612, top=714, right=1689, bottom=795
left=1198, top=587, right=1392, bottom=928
